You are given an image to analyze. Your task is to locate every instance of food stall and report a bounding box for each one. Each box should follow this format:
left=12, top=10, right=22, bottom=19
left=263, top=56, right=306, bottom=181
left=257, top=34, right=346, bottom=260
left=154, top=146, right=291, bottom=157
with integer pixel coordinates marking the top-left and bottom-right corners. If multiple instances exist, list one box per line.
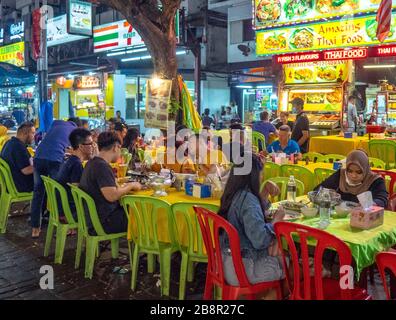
left=278, top=60, right=351, bottom=136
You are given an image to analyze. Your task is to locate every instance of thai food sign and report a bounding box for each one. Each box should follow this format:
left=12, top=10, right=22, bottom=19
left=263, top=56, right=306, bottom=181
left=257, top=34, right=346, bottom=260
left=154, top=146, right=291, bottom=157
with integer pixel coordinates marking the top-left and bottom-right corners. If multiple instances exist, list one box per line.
left=253, top=0, right=396, bottom=30
left=256, top=13, right=396, bottom=55
left=283, top=60, right=348, bottom=84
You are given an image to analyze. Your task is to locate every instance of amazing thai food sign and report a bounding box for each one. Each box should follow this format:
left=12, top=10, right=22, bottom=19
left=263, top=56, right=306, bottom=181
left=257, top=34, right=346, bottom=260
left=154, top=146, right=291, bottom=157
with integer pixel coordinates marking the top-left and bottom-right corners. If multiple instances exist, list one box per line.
left=256, top=13, right=396, bottom=56
left=253, top=0, right=394, bottom=30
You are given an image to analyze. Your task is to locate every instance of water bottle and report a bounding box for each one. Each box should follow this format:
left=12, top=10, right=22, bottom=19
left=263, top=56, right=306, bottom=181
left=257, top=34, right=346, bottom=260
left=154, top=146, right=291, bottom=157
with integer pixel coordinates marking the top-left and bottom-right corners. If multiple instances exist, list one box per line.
left=319, top=189, right=331, bottom=229
left=287, top=176, right=297, bottom=202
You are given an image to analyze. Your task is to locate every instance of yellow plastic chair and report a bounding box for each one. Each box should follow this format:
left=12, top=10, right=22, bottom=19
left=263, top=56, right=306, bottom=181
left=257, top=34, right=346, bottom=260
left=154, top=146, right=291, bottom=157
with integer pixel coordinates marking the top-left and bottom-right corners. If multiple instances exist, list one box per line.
left=302, top=152, right=325, bottom=163
left=322, top=154, right=345, bottom=164
left=280, top=164, right=316, bottom=193
left=252, top=131, right=266, bottom=152
left=314, top=168, right=336, bottom=185
left=368, top=157, right=386, bottom=169
left=368, top=140, right=396, bottom=170
left=263, top=161, right=281, bottom=180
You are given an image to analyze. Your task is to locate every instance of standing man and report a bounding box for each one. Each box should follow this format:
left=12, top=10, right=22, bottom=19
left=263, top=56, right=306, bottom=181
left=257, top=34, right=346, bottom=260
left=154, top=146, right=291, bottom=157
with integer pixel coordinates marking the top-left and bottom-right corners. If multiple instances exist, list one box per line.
left=30, top=118, right=80, bottom=238
left=1, top=122, right=35, bottom=193
left=346, top=96, right=358, bottom=132
left=115, top=110, right=125, bottom=124
left=291, top=97, right=310, bottom=154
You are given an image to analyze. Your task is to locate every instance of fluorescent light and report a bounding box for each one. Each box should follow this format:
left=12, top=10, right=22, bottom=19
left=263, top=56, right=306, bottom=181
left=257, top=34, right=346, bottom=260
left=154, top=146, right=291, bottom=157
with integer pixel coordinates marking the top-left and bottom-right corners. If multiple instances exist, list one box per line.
left=291, top=89, right=335, bottom=93
left=107, top=47, right=147, bottom=57
left=257, top=86, right=272, bottom=89
left=176, top=50, right=187, bottom=55
left=77, top=89, right=102, bottom=96
left=363, top=64, right=396, bottom=69
left=67, top=74, right=74, bottom=79
left=122, top=55, right=151, bottom=62
left=236, top=85, right=253, bottom=89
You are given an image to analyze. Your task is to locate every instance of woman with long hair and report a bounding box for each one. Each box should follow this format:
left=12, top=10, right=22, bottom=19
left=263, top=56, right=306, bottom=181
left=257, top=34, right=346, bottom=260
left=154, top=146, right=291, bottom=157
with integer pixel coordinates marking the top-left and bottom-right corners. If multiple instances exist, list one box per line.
left=219, top=153, right=285, bottom=296
left=122, top=127, right=140, bottom=169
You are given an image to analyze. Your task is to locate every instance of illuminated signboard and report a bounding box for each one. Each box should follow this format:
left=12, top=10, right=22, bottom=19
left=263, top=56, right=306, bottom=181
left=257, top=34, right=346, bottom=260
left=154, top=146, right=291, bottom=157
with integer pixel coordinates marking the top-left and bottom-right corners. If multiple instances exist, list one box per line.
left=93, top=20, right=144, bottom=53
left=9, top=21, right=24, bottom=41
left=276, top=48, right=368, bottom=64
left=0, top=42, right=25, bottom=66
left=257, top=13, right=396, bottom=56
left=0, top=29, right=3, bottom=44
left=253, top=0, right=396, bottom=30
left=74, top=76, right=101, bottom=89
left=47, top=14, right=88, bottom=47
left=67, top=0, right=92, bottom=36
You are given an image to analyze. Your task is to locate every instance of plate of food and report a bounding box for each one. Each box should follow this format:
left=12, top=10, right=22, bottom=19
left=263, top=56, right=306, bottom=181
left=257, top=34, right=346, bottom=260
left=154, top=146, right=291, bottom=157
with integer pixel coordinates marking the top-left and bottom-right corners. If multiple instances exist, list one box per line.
left=317, top=66, right=337, bottom=81
left=307, top=93, right=325, bottom=104
left=326, top=89, right=343, bottom=104
left=256, top=0, right=281, bottom=22
left=294, top=68, right=314, bottom=81
left=284, top=0, right=313, bottom=19
left=316, top=0, right=358, bottom=14
left=289, top=28, right=314, bottom=49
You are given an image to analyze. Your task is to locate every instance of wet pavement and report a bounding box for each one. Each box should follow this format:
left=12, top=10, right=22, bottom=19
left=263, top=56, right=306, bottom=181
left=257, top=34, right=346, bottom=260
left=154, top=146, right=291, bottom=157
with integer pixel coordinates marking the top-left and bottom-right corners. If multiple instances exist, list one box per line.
left=0, top=206, right=388, bottom=300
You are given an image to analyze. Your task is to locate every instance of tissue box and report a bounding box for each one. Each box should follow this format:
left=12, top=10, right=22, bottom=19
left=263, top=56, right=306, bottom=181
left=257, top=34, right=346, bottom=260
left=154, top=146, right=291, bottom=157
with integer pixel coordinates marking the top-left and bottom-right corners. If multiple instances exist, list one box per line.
left=350, top=206, right=384, bottom=230
left=185, top=179, right=195, bottom=196
left=333, top=161, right=342, bottom=171
left=192, top=184, right=211, bottom=198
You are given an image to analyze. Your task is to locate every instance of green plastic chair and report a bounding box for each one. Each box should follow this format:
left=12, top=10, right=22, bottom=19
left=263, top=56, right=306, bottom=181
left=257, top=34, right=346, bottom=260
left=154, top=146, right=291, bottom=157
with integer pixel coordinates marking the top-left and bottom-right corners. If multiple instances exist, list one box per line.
left=368, top=157, right=386, bottom=169
left=263, top=161, right=281, bottom=180
left=302, top=152, right=325, bottom=163
left=122, top=153, right=133, bottom=166
left=252, top=131, right=266, bottom=152
left=280, top=164, right=316, bottom=193
left=314, top=168, right=336, bottom=185
left=322, top=154, right=345, bottom=163
left=0, top=158, right=33, bottom=233
left=368, top=140, right=396, bottom=170
left=121, top=195, right=179, bottom=297
left=42, top=176, right=78, bottom=264
left=262, top=177, right=304, bottom=202
left=137, top=148, right=145, bottom=163
left=171, top=202, right=219, bottom=300
left=69, top=184, right=126, bottom=279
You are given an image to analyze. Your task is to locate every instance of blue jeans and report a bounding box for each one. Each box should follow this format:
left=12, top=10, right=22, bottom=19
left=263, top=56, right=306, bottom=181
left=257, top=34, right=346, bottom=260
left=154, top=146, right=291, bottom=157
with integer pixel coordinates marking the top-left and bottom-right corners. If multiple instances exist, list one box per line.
left=31, top=158, right=62, bottom=228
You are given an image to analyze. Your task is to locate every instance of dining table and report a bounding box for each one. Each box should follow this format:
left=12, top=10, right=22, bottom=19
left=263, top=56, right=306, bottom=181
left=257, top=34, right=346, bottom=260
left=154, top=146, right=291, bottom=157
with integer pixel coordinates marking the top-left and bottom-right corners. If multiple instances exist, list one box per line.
left=309, top=135, right=370, bottom=156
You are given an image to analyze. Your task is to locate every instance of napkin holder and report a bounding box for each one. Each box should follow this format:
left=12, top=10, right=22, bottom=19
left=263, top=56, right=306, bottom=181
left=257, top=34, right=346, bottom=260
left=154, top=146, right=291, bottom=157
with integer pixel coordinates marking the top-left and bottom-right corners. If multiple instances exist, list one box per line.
left=192, top=183, right=212, bottom=198
left=350, top=206, right=384, bottom=230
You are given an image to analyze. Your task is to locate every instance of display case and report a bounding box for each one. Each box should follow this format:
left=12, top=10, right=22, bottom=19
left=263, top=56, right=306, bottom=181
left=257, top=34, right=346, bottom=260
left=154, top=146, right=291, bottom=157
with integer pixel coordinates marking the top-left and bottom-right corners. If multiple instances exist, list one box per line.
left=376, top=91, right=396, bottom=126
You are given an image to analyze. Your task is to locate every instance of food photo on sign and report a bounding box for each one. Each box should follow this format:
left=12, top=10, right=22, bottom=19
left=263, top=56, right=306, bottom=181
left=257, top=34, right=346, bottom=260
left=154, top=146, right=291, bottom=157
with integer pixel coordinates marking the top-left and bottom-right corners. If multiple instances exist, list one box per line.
left=144, top=78, right=172, bottom=130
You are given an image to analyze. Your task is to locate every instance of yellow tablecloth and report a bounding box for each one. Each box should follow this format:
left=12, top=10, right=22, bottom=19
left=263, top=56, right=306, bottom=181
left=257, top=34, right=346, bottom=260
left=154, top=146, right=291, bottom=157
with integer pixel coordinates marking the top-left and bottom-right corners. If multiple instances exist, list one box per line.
left=309, top=135, right=370, bottom=156
left=127, top=188, right=220, bottom=245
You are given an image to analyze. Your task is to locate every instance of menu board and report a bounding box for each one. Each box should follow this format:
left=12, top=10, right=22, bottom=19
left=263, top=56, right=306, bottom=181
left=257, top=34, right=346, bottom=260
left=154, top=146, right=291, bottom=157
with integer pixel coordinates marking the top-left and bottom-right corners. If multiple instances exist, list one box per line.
left=144, top=79, right=172, bottom=130
left=257, top=13, right=396, bottom=56
left=288, top=88, right=343, bottom=112
left=253, top=0, right=395, bottom=30
left=68, top=0, right=92, bottom=36
left=284, top=60, right=348, bottom=84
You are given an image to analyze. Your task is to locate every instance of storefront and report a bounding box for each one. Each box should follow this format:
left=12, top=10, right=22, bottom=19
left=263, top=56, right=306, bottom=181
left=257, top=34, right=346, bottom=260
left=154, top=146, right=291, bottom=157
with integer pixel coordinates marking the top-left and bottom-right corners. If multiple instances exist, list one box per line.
left=254, top=0, right=396, bottom=135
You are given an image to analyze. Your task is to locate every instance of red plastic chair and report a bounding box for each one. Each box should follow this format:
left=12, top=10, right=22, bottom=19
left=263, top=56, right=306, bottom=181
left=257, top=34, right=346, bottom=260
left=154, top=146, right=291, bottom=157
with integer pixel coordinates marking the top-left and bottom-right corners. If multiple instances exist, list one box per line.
left=372, top=169, right=396, bottom=198
left=376, top=251, right=396, bottom=300
left=193, top=206, right=283, bottom=300
left=274, top=221, right=371, bottom=300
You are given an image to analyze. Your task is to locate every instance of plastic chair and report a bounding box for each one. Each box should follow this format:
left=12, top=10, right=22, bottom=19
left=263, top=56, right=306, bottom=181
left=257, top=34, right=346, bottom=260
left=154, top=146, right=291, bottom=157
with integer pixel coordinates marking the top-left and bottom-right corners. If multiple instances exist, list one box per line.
left=376, top=251, right=396, bottom=300
left=193, top=206, right=283, bottom=300
left=369, top=139, right=396, bottom=169
left=302, top=152, right=325, bottom=163
left=322, top=154, right=345, bottom=164
left=171, top=202, right=220, bottom=300
left=252, top=131, right=266, bottom=152
left=387, top=194, right=396, bottom=211
left=137, top=148, right=145, bottom=162
left=274, top=221, right=371, bottom=300
left=121, top=195, right=179, bottom=296
left=0, top=158, right=33, bottom=233
left=69, top=184, right=126, bottom=279
left=262, top=177, right=304, bottom=203
left=42, top=176, right=78, bottom=264
left=368, top=157, right=386, bottom=169
left=372, top=169, right=396, bottom=198
left=314, top=168, right=336, bottom=185
left=263, top=162, right=280, bottom=180
left=280, top=164, right=316, bottom=193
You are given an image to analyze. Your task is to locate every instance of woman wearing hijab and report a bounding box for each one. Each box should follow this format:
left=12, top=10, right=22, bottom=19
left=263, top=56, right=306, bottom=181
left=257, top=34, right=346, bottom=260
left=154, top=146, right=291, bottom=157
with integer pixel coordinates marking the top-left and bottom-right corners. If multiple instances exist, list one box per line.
left=315, top=149, right=388, bottom=208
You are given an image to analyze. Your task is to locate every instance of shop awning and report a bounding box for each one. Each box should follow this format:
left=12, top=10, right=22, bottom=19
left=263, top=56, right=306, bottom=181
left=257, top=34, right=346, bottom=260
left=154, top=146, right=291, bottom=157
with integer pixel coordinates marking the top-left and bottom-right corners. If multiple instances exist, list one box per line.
left=0, top=62, right=36, bottom=88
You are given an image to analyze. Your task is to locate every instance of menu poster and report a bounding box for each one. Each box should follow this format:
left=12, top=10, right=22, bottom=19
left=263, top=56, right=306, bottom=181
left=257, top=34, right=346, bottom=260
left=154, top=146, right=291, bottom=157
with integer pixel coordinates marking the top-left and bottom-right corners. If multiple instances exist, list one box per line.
left=253, top=0, right=395, bottom=30
left=256, top=13, right=396, bottom=56
left=67, top=0, right=93, bottom=36
left=144, top=79, right=172, bottom=130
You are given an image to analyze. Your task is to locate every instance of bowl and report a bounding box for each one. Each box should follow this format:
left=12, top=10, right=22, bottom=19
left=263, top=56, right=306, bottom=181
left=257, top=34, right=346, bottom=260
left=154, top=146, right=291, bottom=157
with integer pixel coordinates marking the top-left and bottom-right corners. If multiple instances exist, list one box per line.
left=333, top=206, right=351, bottom=218
left=301, top=207, right=318, bottom=218
left=308, top=189, right=341, bottom=206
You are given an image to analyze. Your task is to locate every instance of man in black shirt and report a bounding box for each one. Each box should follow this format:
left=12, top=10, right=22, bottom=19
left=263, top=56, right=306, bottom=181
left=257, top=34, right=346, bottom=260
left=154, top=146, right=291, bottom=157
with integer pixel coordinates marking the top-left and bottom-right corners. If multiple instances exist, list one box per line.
left=1, top=122, right=35, bottom=192
left=290, top=98, right=310, bottom=154
left=56, top=128, right=93, bottom=220
left=79, top=131, right=141, bottom=234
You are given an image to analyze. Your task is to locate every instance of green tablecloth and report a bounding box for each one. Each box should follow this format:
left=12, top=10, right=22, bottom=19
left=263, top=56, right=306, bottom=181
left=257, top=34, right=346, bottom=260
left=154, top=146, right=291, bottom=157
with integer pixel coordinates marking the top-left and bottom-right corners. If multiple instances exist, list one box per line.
left=290, top=212, right=396, bottom=277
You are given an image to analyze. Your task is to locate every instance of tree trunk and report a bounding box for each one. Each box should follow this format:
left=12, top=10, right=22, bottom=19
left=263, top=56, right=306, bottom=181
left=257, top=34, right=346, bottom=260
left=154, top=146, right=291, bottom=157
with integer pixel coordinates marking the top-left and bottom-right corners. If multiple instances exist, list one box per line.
left=103, top=0, right=182, bottom=125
